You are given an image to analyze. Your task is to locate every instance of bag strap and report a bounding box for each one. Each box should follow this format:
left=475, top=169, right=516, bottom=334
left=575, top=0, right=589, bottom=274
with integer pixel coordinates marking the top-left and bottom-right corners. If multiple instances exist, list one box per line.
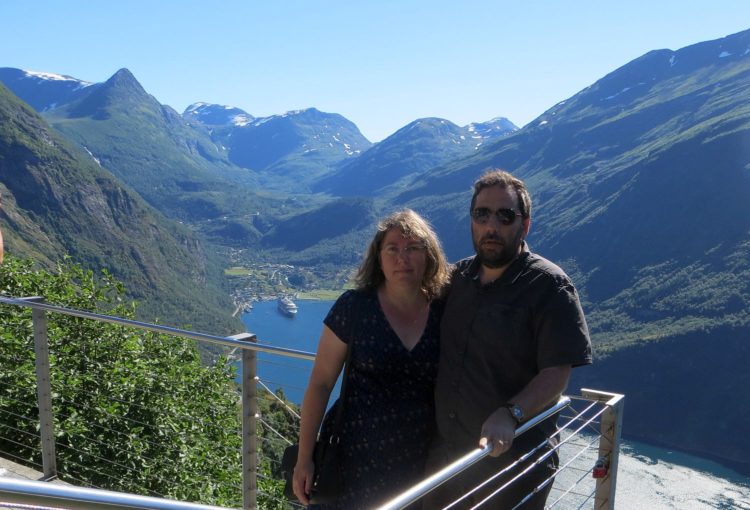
left=329, top=342, right=352, bottom=440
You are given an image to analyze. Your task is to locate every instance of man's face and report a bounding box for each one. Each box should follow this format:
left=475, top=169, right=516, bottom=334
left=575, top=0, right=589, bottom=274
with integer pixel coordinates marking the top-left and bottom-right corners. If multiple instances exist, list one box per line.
left=470, top=185, right=530, bottom=269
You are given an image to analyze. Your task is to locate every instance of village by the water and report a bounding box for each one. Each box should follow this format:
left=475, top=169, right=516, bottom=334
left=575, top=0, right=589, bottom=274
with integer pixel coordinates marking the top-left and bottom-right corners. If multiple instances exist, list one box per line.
left=227, top=250, right=350, bottom=318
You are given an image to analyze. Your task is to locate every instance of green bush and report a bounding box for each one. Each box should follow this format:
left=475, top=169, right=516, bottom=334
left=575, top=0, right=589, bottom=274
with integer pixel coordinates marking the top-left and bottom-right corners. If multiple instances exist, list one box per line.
left=0, top=256, right=297, bottom=508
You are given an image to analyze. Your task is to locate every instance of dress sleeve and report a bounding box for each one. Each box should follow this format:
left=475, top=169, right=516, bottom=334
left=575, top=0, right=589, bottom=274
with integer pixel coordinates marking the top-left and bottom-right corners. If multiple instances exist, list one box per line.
left=323, top=289, right=359, bottom=345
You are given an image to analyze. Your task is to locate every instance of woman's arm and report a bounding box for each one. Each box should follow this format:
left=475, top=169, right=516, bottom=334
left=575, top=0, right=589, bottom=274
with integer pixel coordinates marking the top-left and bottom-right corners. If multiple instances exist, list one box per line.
left=293, top=325, right=348, bottom=504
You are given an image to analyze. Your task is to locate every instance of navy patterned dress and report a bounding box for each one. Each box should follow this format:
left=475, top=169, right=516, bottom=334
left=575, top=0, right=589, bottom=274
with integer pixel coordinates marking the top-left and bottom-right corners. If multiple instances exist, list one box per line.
left=311, top=289, right=441, bottom=509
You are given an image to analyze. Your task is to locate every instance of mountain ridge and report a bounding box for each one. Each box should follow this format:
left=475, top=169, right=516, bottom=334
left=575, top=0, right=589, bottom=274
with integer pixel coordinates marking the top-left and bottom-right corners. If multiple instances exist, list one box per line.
left=313, top=116, right=517, bottom=197
left=0, top=81, right=239, bottom=333
left=0, top=67, right=98, bottom=111
left=189, top=106, right=373, bottom=190
left=375, top=28, right=750, bottom=472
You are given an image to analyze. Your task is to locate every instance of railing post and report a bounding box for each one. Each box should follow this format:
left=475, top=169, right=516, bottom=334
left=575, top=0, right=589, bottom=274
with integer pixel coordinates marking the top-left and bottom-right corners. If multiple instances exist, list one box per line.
left=581, top=389, right=625, bottom=510
left=28, top=296, right=58, bottom=480
left=234, top=333, right=258, bottom=510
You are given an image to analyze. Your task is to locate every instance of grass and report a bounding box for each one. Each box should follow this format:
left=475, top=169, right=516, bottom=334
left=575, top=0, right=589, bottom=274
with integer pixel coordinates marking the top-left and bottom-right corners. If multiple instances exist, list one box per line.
left=297, top=289, right=345, bottom=300
left=224, top=267, right=251, bottom=276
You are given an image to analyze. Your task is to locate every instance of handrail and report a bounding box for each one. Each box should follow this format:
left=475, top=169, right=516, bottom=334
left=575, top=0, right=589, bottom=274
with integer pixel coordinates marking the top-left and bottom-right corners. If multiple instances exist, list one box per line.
left=0, top=295, right=316, bottom=360
left=376, top=396, right=572, bottom=510
left=0, top=476, right=229, bottom=510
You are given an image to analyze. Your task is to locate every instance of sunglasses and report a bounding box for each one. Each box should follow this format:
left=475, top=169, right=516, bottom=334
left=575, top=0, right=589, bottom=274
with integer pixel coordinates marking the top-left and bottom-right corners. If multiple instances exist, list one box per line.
left=470, top=207, right=523, bottom=225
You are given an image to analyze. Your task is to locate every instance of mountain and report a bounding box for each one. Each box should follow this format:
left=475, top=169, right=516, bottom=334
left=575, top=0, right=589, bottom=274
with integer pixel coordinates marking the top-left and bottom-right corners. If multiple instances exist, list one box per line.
left=0, top=81, right=239, bottom=333
left=186, top=106, right=372, bottom=190
left=0, top=67, right=99, bottom=111
left=0, top=68, right=292, bottom=247
left=386, top=28, right=750, bottom=471
left=183, top=102, right=254, bottom=127
left=314, top=117, right=517, bottom=196
left=45, top=69, right=269, bottom=220
left=0, top=68, right=373, bottom=255
left=465, top=117, right=518, bottom=139
left=397, top=29, right=750, bottom=281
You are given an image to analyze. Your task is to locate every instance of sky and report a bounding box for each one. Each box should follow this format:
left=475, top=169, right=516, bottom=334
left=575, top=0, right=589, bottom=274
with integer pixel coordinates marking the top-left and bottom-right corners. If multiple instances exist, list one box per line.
left=2, top=1, right=750, bottom=142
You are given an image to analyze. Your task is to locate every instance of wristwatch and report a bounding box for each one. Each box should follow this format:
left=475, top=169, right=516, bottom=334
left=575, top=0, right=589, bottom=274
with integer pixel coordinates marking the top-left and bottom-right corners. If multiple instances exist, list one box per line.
left=504, top=403, right=524, bottom=425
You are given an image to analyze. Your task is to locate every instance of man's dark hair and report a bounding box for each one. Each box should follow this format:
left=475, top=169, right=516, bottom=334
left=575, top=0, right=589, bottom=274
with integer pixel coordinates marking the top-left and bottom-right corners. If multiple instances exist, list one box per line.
left=470, top=169, right=532, bottom=218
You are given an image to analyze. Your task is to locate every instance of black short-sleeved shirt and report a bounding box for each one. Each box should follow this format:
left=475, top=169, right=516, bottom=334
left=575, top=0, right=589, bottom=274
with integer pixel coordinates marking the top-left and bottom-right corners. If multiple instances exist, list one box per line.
left=434, top=244, right=592, bottom=454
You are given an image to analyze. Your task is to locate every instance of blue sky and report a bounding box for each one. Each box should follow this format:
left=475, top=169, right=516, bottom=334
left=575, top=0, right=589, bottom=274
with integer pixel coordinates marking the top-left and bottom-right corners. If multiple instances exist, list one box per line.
left=2, top=1, right=749, bottom=141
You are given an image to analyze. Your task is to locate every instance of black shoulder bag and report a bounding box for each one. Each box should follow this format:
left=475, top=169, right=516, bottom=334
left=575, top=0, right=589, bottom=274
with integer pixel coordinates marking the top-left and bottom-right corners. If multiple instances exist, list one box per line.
left=282, top=344, right=352, bottom=504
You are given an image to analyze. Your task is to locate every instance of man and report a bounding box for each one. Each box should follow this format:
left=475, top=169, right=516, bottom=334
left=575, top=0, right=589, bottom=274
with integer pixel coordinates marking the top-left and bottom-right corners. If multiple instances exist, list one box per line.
left=425, top=169, right=592, bottom=509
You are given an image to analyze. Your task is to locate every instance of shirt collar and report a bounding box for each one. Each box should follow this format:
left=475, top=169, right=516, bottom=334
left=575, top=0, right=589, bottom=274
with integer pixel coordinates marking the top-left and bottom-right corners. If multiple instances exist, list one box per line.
left=464, top=241, right=531, bottom=286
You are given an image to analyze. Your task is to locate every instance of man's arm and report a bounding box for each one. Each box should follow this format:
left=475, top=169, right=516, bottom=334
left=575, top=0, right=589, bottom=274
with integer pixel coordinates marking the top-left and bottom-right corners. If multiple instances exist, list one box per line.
left=479, top=365, right=571, bottom=457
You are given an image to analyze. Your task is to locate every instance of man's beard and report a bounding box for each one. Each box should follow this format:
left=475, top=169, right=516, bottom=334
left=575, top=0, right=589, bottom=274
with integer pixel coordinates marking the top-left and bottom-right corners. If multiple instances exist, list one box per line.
left=472, top=230, right=523, bottom=269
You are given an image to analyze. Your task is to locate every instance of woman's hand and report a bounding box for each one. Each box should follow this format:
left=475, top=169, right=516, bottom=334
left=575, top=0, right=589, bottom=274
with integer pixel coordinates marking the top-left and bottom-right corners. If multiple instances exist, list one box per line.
left=292, top=457, right=316, bottom=505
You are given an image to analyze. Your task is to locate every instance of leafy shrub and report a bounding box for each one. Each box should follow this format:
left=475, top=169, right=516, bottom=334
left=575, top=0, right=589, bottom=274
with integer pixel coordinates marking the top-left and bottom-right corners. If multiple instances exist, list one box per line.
left=0, top=256, right=296, bottom=508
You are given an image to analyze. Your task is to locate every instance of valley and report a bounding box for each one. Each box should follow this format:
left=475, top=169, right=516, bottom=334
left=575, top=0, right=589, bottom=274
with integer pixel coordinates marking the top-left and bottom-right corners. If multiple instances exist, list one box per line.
left=1, top=26, right=750, bottom=479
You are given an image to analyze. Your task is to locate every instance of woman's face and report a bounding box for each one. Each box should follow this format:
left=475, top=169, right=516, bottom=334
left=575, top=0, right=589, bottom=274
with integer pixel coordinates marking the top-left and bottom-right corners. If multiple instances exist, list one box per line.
left=379, top=229, right=427, bottom=289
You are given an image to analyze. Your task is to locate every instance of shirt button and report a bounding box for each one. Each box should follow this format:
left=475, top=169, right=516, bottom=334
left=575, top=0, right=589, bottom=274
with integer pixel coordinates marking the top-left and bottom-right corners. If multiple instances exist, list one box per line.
left=448, top=412, right=456, bottom=419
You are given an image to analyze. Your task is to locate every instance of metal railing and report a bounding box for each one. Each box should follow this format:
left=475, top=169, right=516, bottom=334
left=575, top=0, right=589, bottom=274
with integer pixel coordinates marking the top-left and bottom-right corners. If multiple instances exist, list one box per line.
left=0, top=476, right=228, bottom=510
left=0, top=295, right=624, bottom=510
left=0, top=295, right=314, bottom=510
left=377, top=390, right=625, bottom=509
left=377, top=397, right=573, bottom=510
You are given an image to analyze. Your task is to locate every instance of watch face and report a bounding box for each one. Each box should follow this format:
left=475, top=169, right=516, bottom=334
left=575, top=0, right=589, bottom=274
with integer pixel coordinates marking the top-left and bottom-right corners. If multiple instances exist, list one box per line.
left=511, top=406, right=523, bottom=420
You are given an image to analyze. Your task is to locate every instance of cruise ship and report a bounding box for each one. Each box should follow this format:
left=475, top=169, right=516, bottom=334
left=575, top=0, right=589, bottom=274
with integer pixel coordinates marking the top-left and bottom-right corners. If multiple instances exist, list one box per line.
left=277, top=296, right=298, bottom=317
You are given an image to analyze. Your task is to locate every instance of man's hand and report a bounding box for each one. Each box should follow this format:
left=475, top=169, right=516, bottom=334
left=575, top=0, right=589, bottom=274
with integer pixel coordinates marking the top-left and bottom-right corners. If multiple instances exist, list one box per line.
left=479, top=407, right=516, bottom=457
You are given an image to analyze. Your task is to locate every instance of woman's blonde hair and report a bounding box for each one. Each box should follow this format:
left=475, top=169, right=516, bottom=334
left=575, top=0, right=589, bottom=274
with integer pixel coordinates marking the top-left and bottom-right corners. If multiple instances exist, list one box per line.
left=354, top=209, right=449, bottom=299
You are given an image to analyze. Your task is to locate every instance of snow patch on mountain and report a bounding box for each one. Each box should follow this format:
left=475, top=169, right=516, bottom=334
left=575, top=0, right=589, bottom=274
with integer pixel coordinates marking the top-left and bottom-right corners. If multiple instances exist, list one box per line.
left=24, top=69, right=93, bottom=90
left=232, top=114, right=252, bottom=127
left=83, top=146, right=101, bottom=167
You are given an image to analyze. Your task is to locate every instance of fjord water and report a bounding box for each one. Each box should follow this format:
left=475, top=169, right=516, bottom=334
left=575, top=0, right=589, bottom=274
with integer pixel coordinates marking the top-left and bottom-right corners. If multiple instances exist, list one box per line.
left=241, top=299, right=337, bottom=404
left=241, top=299, right=750, bottom=509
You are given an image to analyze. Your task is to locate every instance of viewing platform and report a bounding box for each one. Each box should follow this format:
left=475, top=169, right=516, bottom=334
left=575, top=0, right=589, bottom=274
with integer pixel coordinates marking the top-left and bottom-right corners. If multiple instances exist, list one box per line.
left=0, top=457, right=47, bottom=481
left=0, top=295, right=624, bottom=509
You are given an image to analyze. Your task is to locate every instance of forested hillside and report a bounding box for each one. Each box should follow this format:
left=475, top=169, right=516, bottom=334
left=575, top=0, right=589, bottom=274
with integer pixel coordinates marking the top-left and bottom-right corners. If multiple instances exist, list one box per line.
left=0, top=257, right=294, bottom=507
left=0, top=82, right=239, bottom=333
left=388, top=29, right=750, bottom=472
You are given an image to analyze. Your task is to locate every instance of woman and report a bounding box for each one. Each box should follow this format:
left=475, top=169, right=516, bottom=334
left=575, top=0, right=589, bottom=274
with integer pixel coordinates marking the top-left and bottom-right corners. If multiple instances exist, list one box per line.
left=293, top=209, right=450, bottom=509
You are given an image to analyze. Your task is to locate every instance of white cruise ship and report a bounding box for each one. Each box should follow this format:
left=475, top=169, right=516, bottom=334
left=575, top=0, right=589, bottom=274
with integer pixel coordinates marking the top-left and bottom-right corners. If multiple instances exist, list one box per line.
left=277, top=296, right=298, bottom=317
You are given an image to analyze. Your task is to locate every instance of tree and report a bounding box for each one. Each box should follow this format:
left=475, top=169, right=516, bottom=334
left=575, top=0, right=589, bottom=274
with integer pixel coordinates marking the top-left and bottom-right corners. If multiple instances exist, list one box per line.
left=0, top=257, right=302, bottom=507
